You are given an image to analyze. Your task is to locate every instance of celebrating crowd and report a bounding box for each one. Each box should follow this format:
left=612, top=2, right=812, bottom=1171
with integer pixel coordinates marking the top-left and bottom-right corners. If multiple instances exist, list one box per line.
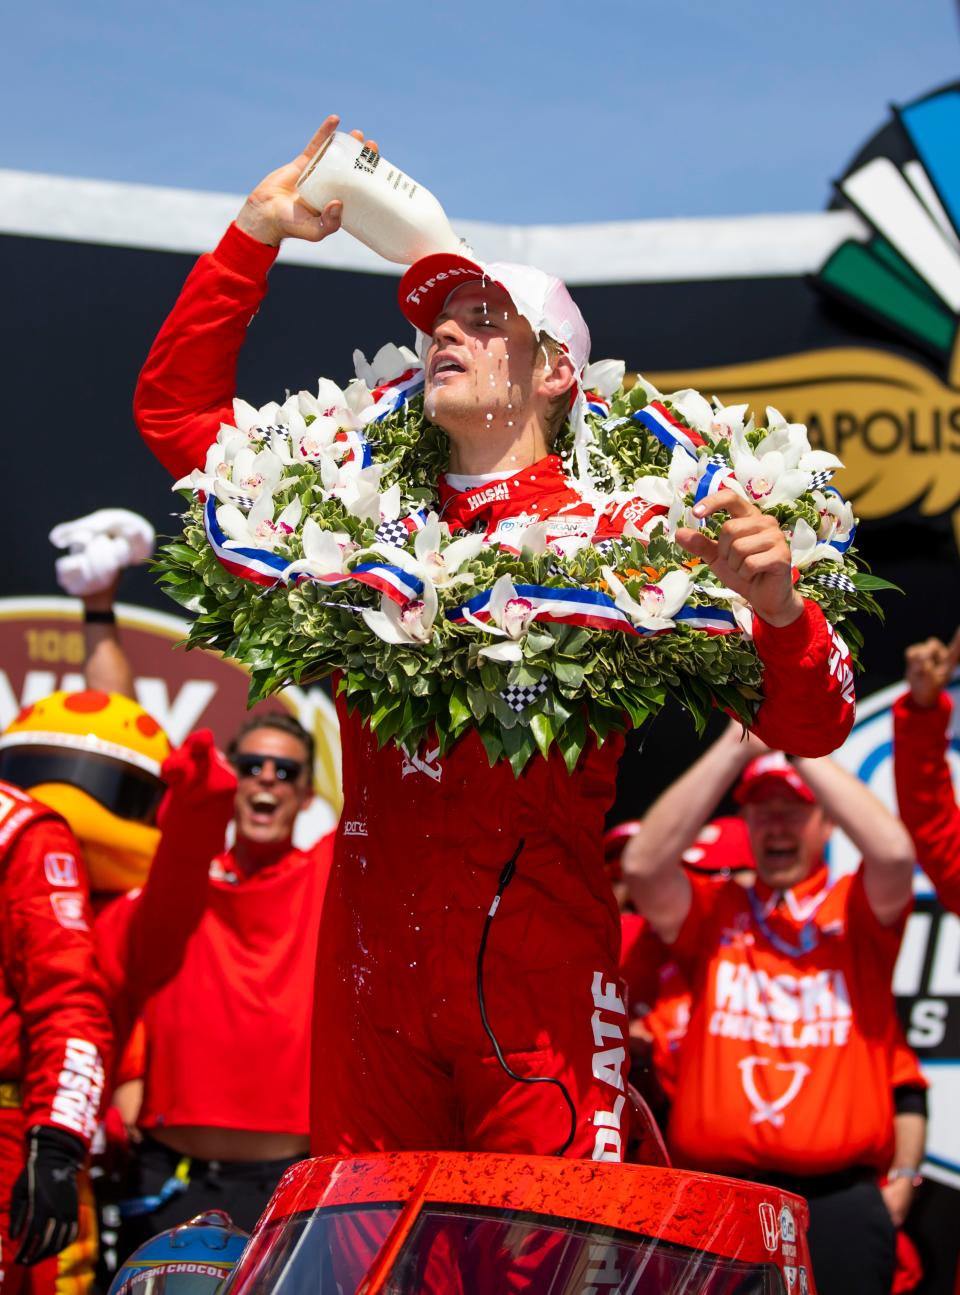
left=1, top=116, right=958, bottom=1295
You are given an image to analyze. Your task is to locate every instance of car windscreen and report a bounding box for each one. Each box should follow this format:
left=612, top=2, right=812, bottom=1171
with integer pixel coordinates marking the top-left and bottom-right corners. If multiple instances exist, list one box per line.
left=225, top=1203, right=785, bottom=1295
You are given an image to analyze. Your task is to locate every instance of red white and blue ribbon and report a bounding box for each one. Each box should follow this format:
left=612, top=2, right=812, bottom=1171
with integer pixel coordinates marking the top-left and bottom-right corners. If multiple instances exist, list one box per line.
left=633, top=402, right=707, bottom=457
left=365, top=367, right=425, bottom=424
left=342, top=563, right=423, bottom=603
left=447, top=583, right=644, bottom=635
left=203, top=496, right=291, bottom=587
left=586, top=391, right=611, bottom=418
left=289, top=562, right=424, bottom=604
left=333, top=428, right=373, bottom=468
left=694, top=458, right=737, bottom=506
left=204, top=497, right=422, bottom=604
left=448, top=581, right=743, bottom=638
left=821, top=488, right=857, bottom=553
left=674, top=604, right=740, bottom=634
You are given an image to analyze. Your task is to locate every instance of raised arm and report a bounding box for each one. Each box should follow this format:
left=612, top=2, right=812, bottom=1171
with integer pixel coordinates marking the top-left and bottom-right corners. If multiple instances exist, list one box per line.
left=678, top=489, right=856, bottom=757
left=134, top=116, right=371, bottom=479
left=622, top=723, right=755, bottom=942
left=892, top=630, right=960, bottom=913
left=793, top=754, right=915, bottom=926
left=97, top=731, right=236, bottom=1039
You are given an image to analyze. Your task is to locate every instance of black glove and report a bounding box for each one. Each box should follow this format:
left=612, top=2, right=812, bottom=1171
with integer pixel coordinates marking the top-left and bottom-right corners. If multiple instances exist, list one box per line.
left=10, top=1126, right=86, bottom=1265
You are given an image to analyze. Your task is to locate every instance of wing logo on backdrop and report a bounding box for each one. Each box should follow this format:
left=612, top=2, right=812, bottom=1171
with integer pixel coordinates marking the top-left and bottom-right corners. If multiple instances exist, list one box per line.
left=645, top=81, right=960, bottom=551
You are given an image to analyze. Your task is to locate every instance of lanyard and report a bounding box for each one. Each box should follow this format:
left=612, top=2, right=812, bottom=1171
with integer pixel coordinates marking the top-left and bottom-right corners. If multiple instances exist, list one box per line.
left=747, top=887, right=820, bottom=959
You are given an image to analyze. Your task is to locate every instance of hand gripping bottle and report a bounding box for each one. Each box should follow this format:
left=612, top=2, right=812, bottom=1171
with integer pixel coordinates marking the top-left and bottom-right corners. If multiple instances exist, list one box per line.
left=297, top=132, right=466, bottom=265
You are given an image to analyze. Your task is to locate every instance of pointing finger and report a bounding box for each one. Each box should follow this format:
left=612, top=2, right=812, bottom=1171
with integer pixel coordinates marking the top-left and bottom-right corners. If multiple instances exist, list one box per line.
left=675, top=527, right=718, bottom=564
left=692, top=488, right=755, bottom=522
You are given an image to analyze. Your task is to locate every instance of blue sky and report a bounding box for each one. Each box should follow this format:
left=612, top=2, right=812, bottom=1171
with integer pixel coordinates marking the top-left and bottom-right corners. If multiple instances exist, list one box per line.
left=5, top=0, right=959, bottom=223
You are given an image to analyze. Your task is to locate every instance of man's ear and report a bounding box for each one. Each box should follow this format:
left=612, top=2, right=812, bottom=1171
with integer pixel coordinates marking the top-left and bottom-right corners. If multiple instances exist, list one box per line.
left=536, top=349, right=577, bottom=401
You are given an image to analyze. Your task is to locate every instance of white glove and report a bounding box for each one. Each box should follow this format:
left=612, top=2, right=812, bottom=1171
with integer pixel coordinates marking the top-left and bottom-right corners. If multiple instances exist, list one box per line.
left=49, top=509, right=156, bottom=598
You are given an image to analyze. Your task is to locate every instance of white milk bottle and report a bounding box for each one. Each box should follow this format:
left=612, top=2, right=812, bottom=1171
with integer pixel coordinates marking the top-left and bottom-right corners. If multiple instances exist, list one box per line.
left=297, top=132, right=466, bottom=265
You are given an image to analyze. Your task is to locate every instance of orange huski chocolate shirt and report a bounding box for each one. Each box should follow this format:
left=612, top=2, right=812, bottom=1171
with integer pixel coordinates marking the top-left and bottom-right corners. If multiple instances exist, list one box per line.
left=667, top=866, right=905, bottom=1177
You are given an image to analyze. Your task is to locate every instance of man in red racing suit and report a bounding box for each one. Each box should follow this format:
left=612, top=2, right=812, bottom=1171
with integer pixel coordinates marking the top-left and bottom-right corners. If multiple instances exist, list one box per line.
left=0, top=781, right=112, bottom=1295
left=133, top=116, right=855, bottom=1162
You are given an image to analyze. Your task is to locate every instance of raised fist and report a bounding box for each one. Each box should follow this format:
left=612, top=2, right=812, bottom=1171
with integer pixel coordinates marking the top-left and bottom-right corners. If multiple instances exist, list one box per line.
left=904, top=629, right=960, bottom=708
left=158, top=729, right=237, bottom=825
left=50, top=508, right=155, bottom=597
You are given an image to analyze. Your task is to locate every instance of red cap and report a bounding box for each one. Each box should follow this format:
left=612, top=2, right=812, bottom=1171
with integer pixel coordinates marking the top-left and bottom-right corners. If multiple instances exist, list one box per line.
left=734, top=754, right=816, bottom=806
left=397, top=254, right=591, bottom=372
left=681, top=816, right=754, bottom=874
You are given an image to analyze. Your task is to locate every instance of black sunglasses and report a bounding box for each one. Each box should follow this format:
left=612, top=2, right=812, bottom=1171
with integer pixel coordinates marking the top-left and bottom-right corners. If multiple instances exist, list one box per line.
left=232, top=753, right=306, bottom=782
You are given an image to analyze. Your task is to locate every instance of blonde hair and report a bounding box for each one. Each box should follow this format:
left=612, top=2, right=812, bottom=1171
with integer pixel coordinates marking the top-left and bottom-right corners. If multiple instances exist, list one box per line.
left=539, top=335, right=574, bottom=448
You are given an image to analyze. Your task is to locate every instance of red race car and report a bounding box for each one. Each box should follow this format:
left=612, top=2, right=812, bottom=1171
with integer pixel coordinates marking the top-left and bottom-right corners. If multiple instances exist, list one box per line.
left=226, top=1149, right=813, bottom=1294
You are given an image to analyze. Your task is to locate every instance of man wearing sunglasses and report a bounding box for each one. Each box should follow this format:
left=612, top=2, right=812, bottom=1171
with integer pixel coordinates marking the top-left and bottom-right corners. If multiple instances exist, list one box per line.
left=98, top=711, right=332, bottom=1255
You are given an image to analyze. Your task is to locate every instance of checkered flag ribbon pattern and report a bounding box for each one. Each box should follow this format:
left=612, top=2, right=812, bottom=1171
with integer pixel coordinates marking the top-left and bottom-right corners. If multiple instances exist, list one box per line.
left=807, top=469, right=835, bottom=491
left=812, top=570, right=856, bottom=593
left=220, top=490, right=256, bottom=509
left=592, top=539, right=622, bottom=559
left=375, top=517, right=413, bottom=546
left=500, top=677, right=549, bottom=714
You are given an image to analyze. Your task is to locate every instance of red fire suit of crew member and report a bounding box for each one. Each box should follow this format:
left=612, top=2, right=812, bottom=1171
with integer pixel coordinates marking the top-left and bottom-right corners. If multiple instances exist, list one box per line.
left=134, top=222, right=856, bottom=1162
left=893, top=691, right=960, bottom=915
left=0, top=781, right=112, bottom=1295
left=95, top=732, right=333, bottom=1237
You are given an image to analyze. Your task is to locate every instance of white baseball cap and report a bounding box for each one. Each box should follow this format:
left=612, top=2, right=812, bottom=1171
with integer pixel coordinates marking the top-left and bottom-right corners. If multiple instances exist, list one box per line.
left=397, top=253, right=591, bottom=373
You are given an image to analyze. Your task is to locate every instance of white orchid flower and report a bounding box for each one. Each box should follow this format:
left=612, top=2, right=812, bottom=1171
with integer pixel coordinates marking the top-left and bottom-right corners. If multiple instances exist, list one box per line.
left=518, top=521, right=550, bottom=558
left=584, top=359, right=626, bottom=399
left=343, top=378, right=375, bottom=419
left=369, top=513, right=482, bottom=589
left=318, top=455, right=384, bottom=523
left=812, top=490, right=856, bottom=546
left=730, top=411, right=842, bottom=505
left=631, top=373, right=663, bottom=404
left=463, top=574, right=541, bottom=663
left=338, top=473, right=383, bottom=524
left=667, top=388, right=714, bottom=435
left=353, top=343, right=421, bottom=390
left=173, top=425, right=248, bottom=494
left=377, top=483, right=403, bottom=524
left=728, top=426, right=810, bottom=508
left=217, top=495, right=302, bottom=551
left=281, top=517, right=353, bottom=581
left=295, top=378, right=355, bottom=423
left=789, top=518, right=844, bottom=570
left=601, top=566, right=692, bottom=631
left=362, top=581, right=438, bottom=646
left=623, top=446, right=701, bottom=511
left=213, top=446, right=286, bottom=507
left=547, top=534, right=593, bottom=559
left=707, top=402, right=750, bottom=443
left=272, top=413, right=344, bottom=466
left=231, top=398, right=283, bottom=439
left=758, top=408, right=843, bottom=480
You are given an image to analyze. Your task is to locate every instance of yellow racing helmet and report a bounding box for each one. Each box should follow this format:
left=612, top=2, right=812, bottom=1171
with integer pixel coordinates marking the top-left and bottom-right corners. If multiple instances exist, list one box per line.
left=0, top=690, right=170, bottom=895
